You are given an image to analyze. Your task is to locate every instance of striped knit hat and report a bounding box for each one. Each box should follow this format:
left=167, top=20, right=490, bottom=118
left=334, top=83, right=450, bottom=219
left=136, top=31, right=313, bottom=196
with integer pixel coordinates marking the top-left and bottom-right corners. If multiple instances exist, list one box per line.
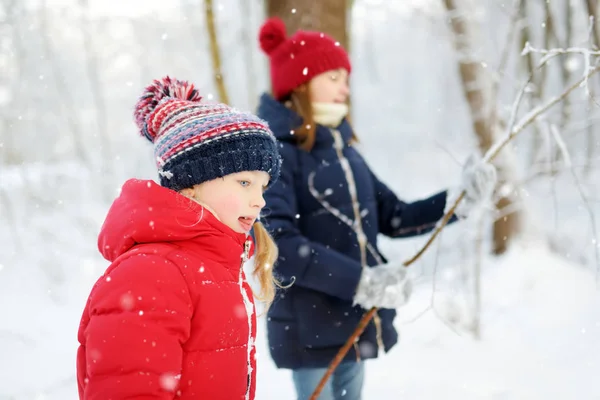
left=133, top=76, right=281, bottom=191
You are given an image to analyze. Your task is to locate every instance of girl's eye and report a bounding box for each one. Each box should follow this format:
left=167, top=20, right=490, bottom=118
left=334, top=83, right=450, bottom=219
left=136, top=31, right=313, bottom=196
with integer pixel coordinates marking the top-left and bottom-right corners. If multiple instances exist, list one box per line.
left=239, top=180, right=250, bottom=187
left=330, top=74, right=338, bottom=81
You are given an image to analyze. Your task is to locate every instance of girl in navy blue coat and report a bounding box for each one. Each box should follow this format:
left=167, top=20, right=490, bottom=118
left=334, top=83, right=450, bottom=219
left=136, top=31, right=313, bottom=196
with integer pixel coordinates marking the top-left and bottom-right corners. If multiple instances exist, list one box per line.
left=257, top=18, right=497, bottom=400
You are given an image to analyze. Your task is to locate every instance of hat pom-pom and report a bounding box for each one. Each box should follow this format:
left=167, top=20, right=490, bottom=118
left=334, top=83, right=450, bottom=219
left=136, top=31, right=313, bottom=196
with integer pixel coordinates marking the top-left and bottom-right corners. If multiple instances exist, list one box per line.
left=134, top=76, right=202, bottom=142
left=259, top=17, right=287, bottom=55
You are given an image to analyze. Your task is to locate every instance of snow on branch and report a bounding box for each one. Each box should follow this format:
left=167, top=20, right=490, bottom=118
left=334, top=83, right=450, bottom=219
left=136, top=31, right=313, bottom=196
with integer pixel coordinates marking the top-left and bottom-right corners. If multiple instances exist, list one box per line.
left=522, top=41, right=600, bottom=96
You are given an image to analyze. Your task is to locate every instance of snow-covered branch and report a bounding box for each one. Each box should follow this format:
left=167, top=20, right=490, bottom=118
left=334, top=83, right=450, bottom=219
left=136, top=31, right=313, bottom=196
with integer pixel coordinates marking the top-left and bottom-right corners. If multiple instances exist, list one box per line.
left=522, top=42, right=600, bottom=95
left=486, top=63, right=600, bottom=163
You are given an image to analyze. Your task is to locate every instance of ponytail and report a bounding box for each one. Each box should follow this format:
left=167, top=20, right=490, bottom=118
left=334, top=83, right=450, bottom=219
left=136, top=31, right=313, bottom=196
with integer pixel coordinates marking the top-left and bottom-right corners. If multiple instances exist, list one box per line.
left=251, top=221, right=281, bottom=307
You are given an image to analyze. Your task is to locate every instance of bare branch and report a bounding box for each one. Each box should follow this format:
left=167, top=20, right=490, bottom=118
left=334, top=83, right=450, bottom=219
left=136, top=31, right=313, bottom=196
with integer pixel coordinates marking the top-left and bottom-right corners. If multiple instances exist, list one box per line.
left=487, top=63, right=600, bottom=163
left=549, top=124, right=600, bottom=284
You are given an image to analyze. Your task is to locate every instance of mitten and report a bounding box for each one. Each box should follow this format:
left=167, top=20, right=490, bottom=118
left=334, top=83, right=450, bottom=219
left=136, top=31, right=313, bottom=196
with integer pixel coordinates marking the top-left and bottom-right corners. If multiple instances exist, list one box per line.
left=353, top=261, right=412, bottom=310
left=448, top=154, right=497, bottom=218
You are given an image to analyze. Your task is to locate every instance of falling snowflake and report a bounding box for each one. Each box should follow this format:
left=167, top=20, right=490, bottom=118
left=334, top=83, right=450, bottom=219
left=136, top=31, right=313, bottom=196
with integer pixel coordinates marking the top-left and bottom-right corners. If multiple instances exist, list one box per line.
left=159, top=373, right=181, bottom=392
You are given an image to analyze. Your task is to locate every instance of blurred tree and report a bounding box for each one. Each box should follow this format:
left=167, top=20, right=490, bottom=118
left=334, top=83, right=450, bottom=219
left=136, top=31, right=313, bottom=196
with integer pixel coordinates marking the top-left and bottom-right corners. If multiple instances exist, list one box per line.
left=442, top=0, right=522, bottom=255
left=265, top=0, right=350, bottom=50
left=205, top=0, right=229, bottom=104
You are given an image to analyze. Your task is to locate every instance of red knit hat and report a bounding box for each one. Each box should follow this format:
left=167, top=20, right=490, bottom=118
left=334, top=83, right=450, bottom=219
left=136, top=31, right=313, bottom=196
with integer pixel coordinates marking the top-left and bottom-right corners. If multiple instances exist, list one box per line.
left=259, top=17, right=352, bottom=100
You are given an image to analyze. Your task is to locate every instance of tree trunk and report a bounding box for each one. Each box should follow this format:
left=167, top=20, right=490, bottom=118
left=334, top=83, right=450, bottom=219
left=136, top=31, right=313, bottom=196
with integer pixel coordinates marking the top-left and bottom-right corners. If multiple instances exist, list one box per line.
left=442, top=0, right=521, bottom=254
left=205, top=0, right=229, bottom=104
left=265, top=0, right=350, bottom=50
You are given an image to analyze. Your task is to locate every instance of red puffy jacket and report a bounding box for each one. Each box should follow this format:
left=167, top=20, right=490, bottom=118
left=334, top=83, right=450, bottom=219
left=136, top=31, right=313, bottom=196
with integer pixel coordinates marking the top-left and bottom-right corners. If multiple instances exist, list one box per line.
left=77, top=179, right=257, bottom=399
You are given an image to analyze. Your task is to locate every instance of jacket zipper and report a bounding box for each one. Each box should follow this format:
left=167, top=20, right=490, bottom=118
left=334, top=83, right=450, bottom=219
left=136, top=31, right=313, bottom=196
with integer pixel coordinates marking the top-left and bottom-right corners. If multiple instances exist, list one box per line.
left=242, top=239, right=251, bottom=264
left=330, top=129, right=384, bottom=357
left=240, top=239, right=253, bottom=399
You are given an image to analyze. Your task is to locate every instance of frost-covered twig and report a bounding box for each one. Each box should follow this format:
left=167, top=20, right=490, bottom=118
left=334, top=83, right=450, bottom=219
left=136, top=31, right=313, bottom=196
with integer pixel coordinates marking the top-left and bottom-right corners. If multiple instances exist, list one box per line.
left=522, top=42, right=600, bottom=96
left=489, top=0, right=522, bottom=141
left=492, top=0, right=522, bottom=95
left=521, top=42, right=600, bottom=58
left=549, top=124, right=600, bottom=284
left=487, top=63, right=600, bottom=163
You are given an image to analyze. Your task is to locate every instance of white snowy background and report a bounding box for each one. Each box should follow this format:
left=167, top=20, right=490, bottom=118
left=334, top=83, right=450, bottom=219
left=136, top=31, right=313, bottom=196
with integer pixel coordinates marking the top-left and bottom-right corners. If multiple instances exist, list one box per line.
left=1, top=0, right=599, bottom=399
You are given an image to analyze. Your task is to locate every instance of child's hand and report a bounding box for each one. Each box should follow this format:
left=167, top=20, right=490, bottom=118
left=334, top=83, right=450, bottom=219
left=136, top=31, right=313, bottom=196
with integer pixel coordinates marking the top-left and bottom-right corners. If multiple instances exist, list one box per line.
left=449, top=154, right=497, bottom=218
left=353, top=261, right=412, bottom=310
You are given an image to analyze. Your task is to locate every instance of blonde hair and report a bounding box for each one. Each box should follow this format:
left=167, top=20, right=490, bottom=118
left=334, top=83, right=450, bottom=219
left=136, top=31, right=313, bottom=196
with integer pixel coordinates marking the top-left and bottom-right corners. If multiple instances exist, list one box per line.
left=251, top=220, right=281, bottom=308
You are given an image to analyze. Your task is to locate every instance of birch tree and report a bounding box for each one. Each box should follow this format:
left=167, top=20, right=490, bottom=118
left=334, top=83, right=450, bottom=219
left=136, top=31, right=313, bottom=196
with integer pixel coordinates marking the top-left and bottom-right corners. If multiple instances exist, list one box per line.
left=443, top=0, right=522, bottom=254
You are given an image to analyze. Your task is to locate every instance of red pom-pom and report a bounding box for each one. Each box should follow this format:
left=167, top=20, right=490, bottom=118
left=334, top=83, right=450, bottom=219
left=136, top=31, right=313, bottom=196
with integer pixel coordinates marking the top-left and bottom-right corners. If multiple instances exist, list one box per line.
left=134, top=76, right=202, bottom=141
left=259, top=17, right=287, bottom=55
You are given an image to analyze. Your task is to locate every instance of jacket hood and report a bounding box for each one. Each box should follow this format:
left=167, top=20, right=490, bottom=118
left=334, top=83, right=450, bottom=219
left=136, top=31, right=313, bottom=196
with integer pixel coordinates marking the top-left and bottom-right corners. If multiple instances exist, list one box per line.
left=98, top=179, right=252, bottom=262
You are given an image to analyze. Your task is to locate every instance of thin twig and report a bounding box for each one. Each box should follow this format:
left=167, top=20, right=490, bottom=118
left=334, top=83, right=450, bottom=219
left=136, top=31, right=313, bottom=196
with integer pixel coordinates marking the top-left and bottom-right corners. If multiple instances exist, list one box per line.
left=549, top=124, right=600, bottom=284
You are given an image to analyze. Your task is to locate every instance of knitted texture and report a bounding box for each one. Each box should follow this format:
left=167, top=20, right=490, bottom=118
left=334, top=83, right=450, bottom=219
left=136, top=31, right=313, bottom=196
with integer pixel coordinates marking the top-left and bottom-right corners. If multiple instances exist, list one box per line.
left=258, top=17, right=351, bottom=100
left=133, top=76, right=281, bottom=191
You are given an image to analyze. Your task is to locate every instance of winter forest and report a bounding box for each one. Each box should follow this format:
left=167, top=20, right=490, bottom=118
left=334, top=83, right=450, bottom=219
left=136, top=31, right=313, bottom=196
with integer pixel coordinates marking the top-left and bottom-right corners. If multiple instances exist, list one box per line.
left=1, top=0, right=600, bottom=398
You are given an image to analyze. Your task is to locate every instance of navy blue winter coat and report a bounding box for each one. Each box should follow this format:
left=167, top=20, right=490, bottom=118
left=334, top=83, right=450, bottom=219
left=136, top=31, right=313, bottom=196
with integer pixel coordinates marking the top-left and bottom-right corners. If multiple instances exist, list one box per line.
left=257, top=93, right=455, bottom=369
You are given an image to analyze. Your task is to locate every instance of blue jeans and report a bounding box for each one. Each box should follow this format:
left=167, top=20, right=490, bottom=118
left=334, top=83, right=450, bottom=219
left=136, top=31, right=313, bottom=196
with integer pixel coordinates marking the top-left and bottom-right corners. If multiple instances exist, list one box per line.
left=292, top=361, right=364, bottom=400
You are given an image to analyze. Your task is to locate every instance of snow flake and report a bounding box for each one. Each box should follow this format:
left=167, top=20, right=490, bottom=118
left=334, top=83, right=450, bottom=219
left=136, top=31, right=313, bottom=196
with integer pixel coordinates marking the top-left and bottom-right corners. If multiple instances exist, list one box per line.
left=120, top=293, right=134, bottom=311
left=159, top=373, right=180, bottom=392
left=298, top=244, right=311, bottom=258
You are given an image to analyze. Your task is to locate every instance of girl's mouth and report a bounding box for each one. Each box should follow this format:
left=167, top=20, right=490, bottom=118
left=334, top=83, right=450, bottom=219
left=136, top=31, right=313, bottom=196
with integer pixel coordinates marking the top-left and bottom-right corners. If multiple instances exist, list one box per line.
left=238, top=216, right=254, bottom=231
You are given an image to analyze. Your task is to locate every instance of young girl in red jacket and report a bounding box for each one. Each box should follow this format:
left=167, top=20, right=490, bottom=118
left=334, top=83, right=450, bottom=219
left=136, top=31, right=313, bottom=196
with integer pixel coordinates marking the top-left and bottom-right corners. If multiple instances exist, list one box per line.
left=76, top=76, right=281, bottom=400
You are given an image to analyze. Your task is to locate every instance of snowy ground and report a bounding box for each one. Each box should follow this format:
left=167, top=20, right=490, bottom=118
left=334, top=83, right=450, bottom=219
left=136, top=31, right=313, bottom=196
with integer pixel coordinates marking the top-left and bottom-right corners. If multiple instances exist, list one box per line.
left=2, top=0, right=600, bottom=399
left=2, top=237, right=598, bottom=399
left=253, top=240, right=600, bottom=399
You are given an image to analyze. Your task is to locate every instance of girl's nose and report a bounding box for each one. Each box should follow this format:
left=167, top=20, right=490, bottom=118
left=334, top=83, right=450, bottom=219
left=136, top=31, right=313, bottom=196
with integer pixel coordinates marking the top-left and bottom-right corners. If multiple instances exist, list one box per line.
left=253, top=193, right=266, bottom=209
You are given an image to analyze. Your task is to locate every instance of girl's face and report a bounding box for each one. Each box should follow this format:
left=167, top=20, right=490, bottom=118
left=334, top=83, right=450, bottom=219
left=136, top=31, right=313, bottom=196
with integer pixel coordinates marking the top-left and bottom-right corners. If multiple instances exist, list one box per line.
left=182, top=170, right=270, bottom=234
left=308, top=68, right=350, bottom=104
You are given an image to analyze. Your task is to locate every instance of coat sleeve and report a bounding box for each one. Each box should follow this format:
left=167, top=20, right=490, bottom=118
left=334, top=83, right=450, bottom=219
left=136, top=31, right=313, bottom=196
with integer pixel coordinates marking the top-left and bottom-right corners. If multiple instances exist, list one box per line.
left=370, top=169, right=458, bottom=238
left=80, top=254, right=192, bottom=399
left=263, top=143, right=363, bottom=301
